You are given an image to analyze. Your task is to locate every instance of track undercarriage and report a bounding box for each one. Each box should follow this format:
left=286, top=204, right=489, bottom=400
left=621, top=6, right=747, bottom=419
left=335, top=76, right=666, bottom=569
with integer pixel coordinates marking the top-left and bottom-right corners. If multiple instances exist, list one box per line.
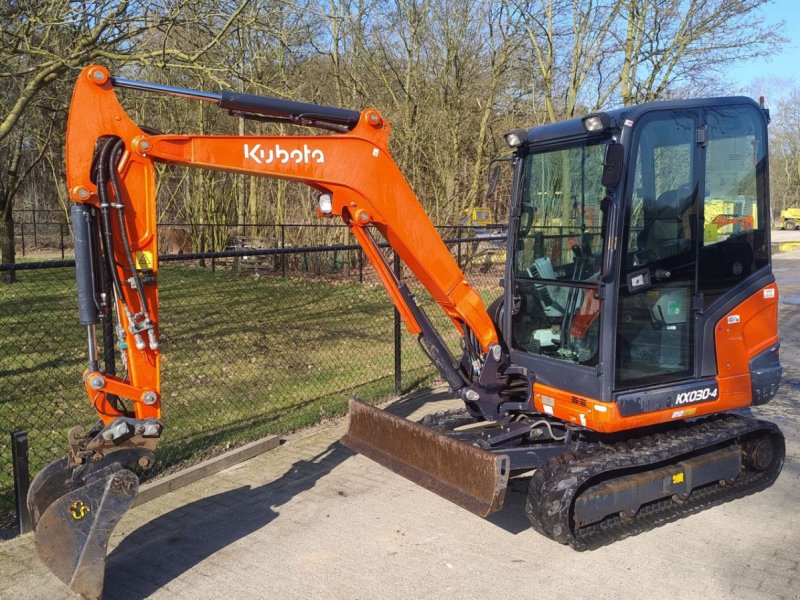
left=344, top=399, right=785, bottom=549
left=525, top=414, right=784, bottom=549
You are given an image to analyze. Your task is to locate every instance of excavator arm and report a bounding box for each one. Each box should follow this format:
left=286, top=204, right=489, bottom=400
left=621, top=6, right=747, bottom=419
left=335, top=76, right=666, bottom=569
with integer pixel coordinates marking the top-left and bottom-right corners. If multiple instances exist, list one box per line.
left=28, top=65, right=510, bottom=599
left=64, top=65, right=499, bottom=425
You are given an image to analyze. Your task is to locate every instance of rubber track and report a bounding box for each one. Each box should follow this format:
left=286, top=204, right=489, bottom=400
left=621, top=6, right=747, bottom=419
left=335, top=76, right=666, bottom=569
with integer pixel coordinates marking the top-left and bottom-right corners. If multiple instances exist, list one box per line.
left=524, top=414, right=785, bottom=550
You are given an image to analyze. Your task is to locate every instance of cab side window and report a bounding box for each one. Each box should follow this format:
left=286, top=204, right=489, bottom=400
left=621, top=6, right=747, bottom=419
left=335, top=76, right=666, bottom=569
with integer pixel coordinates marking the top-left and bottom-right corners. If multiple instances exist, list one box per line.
left=627, top=115, right=697, bottom=269
left=699, top=106, right=769, bottom=305
left=616, top=112, right=697, bottom=389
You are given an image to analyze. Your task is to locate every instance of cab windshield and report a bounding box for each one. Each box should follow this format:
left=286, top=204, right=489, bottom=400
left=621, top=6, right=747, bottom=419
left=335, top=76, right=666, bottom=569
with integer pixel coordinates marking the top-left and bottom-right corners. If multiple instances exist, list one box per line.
left=515, top=142, right=608, bottom=280
left=511, top=141, right=609, bottom=366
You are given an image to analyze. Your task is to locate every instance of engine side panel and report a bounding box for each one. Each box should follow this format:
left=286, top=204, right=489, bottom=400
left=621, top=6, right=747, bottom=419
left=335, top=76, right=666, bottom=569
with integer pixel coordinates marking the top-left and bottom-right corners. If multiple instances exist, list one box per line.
left=530, top=283, right=780, bottom=433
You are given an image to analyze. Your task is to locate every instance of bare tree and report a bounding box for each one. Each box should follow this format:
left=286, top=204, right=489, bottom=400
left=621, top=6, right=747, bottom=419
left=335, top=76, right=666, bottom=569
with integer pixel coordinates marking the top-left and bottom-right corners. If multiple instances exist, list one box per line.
left=614, top=0, right=782, bottom=105
left=516, top=0, right=622, bottom=121
left=769, top=87, right=800, bottom=216
left=2, top=0, right=786, bottom=264
left=0, top=114, right=56, bottom=282
left=0, top=0, right=252, bottom=275
left=513, top=0, right=782, bottom=121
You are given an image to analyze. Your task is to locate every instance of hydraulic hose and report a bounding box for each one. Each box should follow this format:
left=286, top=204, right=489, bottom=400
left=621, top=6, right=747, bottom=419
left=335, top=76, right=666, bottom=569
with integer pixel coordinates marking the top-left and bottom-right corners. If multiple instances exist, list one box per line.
left=94, top=139, right=126, bottom=305
left=108, top=140, right=148, bottom=313
left=91, top=137, right=131, bottom=414
left=107, top=139, right=158, bottom=351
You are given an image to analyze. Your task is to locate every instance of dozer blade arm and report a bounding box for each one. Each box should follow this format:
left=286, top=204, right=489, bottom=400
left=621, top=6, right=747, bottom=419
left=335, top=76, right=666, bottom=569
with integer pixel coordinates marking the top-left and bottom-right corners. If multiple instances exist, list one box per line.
left=342, top=399, right=509, bottom=517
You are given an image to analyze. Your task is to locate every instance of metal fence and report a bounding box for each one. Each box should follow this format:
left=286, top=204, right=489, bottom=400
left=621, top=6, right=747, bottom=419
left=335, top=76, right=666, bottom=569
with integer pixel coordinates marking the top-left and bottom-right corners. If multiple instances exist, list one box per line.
left=0, top=225, right=505, bottom=536
left=9, top=209, right=508, bottom=262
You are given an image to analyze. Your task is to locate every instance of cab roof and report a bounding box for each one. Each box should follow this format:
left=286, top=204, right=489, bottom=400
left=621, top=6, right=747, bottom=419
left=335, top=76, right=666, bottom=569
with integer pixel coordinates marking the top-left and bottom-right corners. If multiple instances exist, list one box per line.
left=523, top=96, right=765, bottom=149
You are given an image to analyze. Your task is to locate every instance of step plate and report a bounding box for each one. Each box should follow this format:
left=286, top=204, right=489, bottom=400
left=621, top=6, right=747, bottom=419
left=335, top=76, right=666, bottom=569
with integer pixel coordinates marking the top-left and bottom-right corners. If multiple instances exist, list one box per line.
left=342, top=398, right=509, bottom=517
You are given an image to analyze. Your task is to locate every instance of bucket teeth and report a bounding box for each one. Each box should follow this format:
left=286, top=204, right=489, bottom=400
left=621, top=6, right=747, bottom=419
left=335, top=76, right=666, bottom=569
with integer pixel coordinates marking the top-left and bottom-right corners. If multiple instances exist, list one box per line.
left=342, top=398, right=509, bottom=517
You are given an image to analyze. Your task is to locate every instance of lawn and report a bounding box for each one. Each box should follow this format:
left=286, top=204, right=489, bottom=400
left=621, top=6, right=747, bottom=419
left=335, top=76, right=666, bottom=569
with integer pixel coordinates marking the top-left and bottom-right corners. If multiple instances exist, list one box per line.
left=1, top=262, right=466, bottom=529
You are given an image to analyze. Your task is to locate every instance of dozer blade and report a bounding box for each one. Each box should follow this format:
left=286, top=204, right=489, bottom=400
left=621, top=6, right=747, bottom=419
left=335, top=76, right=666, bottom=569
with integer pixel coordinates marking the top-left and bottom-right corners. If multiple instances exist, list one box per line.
left=27, top=458, right=139, bottom=600
left=342, top=398, right=509, bottom=517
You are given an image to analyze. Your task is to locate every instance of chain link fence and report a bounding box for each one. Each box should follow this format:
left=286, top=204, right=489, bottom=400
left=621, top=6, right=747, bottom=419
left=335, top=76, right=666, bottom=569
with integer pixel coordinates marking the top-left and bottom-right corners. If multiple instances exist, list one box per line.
left=0, top=223, right=505, bottom=536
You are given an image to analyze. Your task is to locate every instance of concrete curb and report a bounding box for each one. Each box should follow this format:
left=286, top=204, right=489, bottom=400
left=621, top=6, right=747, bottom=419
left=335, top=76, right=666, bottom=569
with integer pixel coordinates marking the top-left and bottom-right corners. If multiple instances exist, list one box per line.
left=133, top=435, right=281, bottom=507
left=130, top=388, right=447, bottom=508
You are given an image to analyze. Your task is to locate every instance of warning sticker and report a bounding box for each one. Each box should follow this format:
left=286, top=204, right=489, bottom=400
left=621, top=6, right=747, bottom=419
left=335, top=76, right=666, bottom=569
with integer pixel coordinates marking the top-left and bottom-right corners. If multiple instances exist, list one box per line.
left=135, top=250, right=154, bottom=270
left=671, top=407, right=697, bottom=419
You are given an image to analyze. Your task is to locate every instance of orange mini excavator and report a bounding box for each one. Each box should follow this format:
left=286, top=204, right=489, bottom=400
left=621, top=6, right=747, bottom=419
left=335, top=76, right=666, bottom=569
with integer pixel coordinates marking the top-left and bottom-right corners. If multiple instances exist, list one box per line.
left=28, top=66, right=784, bottom=599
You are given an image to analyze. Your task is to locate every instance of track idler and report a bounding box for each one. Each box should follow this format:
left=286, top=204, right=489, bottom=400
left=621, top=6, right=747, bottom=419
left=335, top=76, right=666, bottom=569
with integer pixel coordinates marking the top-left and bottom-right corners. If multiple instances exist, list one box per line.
left=27, top=418, right=162, bottom=600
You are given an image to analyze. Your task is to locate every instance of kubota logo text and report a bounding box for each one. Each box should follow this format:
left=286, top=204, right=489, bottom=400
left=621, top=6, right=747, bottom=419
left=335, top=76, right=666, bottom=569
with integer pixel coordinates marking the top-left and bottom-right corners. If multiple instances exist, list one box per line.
left=244, top=143, right=325, bottom=165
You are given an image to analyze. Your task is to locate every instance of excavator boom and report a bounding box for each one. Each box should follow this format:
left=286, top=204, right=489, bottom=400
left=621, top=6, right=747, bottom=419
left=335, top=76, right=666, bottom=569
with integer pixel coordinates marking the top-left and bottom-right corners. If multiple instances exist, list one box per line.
left=29, top=65, right=506, bottom=598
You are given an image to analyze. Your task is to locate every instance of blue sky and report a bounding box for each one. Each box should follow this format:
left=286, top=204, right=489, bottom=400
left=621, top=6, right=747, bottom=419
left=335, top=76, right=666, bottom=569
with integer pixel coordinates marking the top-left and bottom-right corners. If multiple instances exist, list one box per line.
left=727, top=0, right=798, bottom=96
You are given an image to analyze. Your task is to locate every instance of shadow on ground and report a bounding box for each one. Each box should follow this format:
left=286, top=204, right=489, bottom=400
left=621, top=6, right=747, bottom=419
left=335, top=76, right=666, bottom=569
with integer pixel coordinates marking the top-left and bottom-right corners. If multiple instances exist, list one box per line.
left=103, top=388, right=466, bottom=599
left=97, top=251, right=800, bottom=597
left=104, top=441, right=353, bottom=599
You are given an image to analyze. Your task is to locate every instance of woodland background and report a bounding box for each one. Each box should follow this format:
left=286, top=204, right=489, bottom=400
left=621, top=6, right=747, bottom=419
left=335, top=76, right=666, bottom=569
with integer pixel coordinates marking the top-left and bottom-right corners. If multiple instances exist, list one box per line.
left=2, top=0, right=799, bottom=276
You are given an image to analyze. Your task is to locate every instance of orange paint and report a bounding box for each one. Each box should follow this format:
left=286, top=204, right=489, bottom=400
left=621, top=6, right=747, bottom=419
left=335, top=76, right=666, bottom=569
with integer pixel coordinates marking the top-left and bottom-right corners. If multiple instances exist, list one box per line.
left=66, top=65, right=497, bottom=424
left=67, top=66, right=160, bottom=423
left=533, top=283, right=779, bottom=433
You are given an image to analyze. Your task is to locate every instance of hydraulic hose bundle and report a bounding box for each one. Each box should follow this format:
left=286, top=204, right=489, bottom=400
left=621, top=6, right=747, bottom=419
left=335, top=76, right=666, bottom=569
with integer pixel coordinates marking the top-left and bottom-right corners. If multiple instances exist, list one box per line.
left=71, top=136, right=158, bottom=417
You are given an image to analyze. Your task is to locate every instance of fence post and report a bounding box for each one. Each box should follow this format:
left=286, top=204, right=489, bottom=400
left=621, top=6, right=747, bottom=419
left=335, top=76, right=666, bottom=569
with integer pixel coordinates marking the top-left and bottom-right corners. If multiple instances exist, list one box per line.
left=198, top=229, right=206, bottom=269
left=60, top=223, right=65, bottom=260
left=11, top=431, right=31, bottom=535
left=20, top=222, right=25, bottom=257
left=457, top=226, right=462, bottom=269
left=358, top=249, right=364, bottom=283
left=280, top=225, right=286, bottom=277
left=393, top=251, right=402, bottom=395
left=32, top=210, right=37, bottom=248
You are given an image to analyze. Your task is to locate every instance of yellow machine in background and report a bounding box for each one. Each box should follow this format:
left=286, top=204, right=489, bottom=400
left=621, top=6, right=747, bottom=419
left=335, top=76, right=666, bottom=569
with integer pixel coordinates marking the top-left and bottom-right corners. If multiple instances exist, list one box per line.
left=777, top=207, right=800, bottom=230
left=461, top=206, right=495, bottom=227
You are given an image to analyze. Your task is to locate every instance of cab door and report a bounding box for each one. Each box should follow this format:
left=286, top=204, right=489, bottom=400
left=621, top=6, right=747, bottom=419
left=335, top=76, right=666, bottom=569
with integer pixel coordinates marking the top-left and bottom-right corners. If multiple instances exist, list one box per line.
left=615, top=111, right=700, bottom=389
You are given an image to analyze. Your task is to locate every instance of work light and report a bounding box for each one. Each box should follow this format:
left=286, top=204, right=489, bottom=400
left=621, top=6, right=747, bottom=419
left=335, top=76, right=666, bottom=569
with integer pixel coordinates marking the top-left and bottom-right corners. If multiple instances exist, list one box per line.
left=504, top=129, right=526, bottom=148
left=582, top=113, right=610, bottom=132
left=318, top=193, right=333, bottom=214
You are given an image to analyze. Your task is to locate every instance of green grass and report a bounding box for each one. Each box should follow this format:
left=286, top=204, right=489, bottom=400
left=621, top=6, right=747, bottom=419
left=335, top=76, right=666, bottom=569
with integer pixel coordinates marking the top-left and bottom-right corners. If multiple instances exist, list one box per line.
left=0, top=263, right=464, bottom=525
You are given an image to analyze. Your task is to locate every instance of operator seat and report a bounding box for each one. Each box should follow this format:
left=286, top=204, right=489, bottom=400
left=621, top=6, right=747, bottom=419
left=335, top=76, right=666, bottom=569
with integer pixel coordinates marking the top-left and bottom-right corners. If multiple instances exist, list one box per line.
left=637, top=186, right=694, bottom=260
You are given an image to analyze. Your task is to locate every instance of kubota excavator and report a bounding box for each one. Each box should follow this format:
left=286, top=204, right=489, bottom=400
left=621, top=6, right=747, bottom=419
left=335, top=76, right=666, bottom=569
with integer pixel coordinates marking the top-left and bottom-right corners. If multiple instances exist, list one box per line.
left=28, top=66, right=784, bottom=599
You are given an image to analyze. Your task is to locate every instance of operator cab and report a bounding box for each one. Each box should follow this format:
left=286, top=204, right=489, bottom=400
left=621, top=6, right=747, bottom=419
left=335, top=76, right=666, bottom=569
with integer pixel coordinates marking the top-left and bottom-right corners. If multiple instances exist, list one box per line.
left=504, top=97, right=773, bottom=404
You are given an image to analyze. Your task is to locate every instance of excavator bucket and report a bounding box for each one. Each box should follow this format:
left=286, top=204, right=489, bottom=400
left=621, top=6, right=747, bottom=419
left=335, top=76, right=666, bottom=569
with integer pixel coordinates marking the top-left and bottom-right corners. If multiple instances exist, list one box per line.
left=342, top=398, right=509, bottom=517
left=27, top=457, right=139, bottom=600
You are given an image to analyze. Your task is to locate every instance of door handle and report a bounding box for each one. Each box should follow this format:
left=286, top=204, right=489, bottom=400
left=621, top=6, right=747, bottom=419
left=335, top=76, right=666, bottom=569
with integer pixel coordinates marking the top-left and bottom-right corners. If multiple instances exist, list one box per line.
left=654, top=268, right=672, bottom=281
